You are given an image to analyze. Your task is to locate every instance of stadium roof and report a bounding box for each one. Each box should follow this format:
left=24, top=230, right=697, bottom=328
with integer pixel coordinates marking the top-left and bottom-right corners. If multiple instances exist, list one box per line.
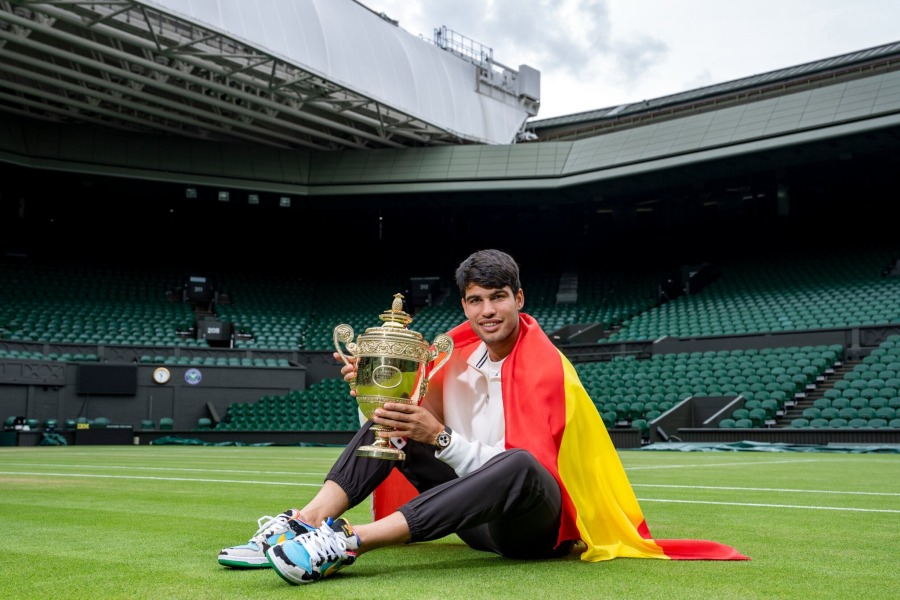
left=529, top=40, right=900, bottom=139
left=0, top=3, right=898, bottom=211
left=0, top=0, right=540, bottom=149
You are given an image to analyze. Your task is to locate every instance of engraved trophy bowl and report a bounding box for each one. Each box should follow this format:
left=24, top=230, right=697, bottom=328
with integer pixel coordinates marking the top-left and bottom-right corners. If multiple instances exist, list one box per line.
left=334, top=293, right=453, bottom=460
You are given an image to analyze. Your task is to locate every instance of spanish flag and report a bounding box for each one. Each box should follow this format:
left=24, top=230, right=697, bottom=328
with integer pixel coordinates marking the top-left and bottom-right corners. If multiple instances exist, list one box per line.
left=374, top=313, right=748, bottom=561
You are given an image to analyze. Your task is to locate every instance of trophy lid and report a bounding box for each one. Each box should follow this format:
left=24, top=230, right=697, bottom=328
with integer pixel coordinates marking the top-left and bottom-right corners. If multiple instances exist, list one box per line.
left=358, top=293, right=424, bottom=344
left=378, top=293, right=413, bottom=329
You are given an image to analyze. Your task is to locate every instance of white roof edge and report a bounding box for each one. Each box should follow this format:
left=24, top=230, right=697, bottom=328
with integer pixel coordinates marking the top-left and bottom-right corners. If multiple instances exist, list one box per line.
left=139, top=0, right=539, bottom=145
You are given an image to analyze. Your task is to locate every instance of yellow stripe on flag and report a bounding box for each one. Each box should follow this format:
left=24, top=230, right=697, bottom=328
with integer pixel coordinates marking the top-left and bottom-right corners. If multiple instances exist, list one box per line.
left=557, top=353, right=670, bottom=561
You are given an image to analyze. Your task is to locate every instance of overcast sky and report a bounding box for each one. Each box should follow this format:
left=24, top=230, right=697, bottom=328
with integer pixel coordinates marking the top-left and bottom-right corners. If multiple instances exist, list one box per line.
left=359, top=0, right=900, bottom=120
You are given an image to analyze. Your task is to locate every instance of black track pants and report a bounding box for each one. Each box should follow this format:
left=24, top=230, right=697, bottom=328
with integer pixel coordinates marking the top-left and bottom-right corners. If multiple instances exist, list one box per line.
left=326, top=421, right=574, bottom=559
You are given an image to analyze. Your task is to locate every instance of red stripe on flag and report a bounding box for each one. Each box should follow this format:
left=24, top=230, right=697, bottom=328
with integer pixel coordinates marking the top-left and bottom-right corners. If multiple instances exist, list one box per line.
left=655, top=539, right=751, bottom=561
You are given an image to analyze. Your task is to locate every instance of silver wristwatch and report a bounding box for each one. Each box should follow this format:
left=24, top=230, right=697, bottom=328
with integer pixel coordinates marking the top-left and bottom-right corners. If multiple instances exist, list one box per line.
left=434, top=427, right=452, bottom=451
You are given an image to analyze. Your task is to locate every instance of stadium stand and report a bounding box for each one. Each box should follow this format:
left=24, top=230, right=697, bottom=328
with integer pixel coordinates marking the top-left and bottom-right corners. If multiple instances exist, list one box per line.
left=3, top=245, right=900, bottom=446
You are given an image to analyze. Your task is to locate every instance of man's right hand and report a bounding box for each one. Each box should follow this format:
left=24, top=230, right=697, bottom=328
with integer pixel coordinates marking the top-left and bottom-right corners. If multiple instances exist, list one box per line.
left=333, top=351, right=358, bottom=397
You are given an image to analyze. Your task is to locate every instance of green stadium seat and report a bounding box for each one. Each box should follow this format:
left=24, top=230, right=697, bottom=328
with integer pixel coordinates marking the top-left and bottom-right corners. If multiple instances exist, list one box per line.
left=820, top=407, right=840, bottom=420
left=875, top=407, right=896, bottom=421
left=857, top=407, right=877, bottom=420
left=801, top=407, right=821, bottom=420
left=830, top=397, right=850, bottom=410
left=732, top=408, right=750, bottom=421
left=841, top=388, right=860, bottom=400
left=748, top=408, right=767, bottom=427
left=628, top=402, right=645, bottom=420
left=848, top=397, right=869, bottom=410
left=813, top=397, right=832, bottom=409
left=760, top=399, right=780, bottom=419
left=600, top=411, right=616, bottom=428
left=837, top=407, right=858, bottom=420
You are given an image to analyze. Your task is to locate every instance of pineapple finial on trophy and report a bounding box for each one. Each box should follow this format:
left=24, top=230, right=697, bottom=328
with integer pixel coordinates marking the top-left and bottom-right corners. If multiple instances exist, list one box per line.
left=379, top=293, right=412, bottom=329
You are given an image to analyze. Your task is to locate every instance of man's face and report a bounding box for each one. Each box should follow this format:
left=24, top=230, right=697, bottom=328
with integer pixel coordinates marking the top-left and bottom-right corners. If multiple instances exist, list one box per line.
left=461, top=284, right=524, bottom=357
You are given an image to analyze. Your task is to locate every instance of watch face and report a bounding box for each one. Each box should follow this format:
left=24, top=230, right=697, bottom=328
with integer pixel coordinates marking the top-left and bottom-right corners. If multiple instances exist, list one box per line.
left=437, top=431, right=451, bottom=448
left=153, top=367, right=171, bottom=384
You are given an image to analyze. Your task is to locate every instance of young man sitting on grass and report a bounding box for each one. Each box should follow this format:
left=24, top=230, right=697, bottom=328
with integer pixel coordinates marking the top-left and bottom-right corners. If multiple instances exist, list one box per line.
left=218, top=249, right=747, bottom=585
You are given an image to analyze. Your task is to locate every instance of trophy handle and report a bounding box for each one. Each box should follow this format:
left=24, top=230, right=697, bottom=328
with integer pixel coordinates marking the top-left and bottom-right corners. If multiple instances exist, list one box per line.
left=425, top=333, right=454, bottom=381
left=333, top=323, right=357, bottom=367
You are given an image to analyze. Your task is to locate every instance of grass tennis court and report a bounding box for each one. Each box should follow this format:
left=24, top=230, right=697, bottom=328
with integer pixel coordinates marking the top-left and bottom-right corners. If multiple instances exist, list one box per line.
left=2, top=445, right=897, bottom=599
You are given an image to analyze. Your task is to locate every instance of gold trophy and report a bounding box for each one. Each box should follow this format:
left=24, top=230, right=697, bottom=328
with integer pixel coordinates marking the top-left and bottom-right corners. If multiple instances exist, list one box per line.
left=334, top=293, right=454, bottom=460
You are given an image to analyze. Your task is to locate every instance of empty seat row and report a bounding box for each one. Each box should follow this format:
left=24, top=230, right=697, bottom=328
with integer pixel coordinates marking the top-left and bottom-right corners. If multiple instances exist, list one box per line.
left=788, top=417, right=900, bottom=429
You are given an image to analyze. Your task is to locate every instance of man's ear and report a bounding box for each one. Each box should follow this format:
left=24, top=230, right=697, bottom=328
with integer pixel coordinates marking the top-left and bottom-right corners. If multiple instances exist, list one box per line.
left=516, top=288, right=525, bottom=310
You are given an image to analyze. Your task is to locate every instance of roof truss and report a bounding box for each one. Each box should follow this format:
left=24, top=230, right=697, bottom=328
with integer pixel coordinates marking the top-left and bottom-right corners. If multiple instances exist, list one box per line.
left=0, top=0, right=472, bottom=150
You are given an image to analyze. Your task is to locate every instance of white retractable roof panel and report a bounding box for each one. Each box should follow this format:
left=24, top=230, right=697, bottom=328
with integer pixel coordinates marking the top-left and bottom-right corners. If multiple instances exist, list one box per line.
left=141, top=0, right=539, bottom=144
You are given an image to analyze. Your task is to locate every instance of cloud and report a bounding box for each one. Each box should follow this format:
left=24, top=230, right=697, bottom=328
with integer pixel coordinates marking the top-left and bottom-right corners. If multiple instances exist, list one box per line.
left=610, top=34, right=669, bottom=90
left=383, top=0, right=612, bottom=73
left=681, top=67, right=714, bottom=94
left=362, top=0, right=900, bottom=118
left=484, top=0, right=613, bottom=72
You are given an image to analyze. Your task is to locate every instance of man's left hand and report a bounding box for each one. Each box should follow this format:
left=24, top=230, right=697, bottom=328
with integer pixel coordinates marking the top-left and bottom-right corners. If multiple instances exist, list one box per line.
left=373, top=402, right=441, bottom=445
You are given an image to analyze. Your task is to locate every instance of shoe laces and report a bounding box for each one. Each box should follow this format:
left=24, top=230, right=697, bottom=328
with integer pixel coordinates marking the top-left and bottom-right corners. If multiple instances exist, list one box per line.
left=298, top=520, right=348, bottom=567
left=252, top=512, right=291, bottom=540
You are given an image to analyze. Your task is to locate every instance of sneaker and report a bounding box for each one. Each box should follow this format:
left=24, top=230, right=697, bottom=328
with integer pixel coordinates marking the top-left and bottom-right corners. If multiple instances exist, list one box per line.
left=218, top=509, right=314, bottom=568
left=266, top=518, right=360, bottom=585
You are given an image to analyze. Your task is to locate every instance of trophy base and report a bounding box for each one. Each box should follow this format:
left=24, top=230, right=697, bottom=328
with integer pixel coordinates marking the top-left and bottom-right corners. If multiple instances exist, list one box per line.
left=356, top=444, right=406, bottom=461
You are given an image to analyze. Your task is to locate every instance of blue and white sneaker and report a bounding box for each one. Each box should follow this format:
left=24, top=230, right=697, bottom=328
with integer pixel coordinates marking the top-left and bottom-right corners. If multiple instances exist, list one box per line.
left=218, top=509, right=314, bottom=568
left=266, top=518, right=360, bottom=584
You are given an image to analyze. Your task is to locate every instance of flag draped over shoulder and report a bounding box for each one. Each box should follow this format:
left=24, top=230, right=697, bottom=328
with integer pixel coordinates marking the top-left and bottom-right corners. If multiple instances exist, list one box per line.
left=446, top=313, right=748, bottom=562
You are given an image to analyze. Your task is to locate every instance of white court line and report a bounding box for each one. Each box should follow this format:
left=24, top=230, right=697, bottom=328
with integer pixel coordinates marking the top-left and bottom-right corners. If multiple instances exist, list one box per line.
left=0, top=471, right=322, bottom=487
left=639, top=498, right=900, bottom=513
left=0, top=449, right=339, bottom=459
left=626, top=458, right=826, bottom=470
left=8, top=464, right=894, bottom=497
left=2, top=462, right=326, bottom=477
left=2, top=471, right=898, bottom=513
left=634, top=484, right=900, bottom=496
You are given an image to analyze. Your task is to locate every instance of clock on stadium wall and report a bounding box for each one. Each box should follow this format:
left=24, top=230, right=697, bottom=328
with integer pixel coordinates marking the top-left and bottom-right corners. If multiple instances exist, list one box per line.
left=152, top=367, right=171, bottom=384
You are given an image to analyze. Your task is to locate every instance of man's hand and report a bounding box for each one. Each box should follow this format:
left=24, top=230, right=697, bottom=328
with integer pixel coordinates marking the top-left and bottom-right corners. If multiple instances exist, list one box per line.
left=333, top=351, right=358, bottom=397
left=373, top=402, right=442, bottom=445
